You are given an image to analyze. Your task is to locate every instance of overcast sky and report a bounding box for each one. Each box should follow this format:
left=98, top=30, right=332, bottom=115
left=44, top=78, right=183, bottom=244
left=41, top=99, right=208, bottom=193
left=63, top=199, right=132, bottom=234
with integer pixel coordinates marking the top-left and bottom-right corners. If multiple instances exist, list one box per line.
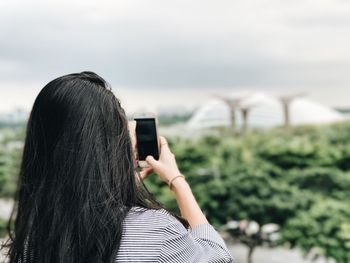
left=0, top=0, right=349, bottom=113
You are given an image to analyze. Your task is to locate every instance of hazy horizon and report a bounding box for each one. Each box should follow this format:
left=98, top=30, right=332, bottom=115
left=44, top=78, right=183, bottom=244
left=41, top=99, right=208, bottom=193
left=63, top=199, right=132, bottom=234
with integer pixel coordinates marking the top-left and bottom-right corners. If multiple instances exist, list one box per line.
left=1, top=86, right=350, bottom=116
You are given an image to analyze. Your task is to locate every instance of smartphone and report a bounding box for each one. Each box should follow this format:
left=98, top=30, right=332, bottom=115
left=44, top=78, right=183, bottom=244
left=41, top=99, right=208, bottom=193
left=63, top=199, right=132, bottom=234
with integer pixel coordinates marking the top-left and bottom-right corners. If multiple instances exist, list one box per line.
left=133, top=112, right=160, bottom=168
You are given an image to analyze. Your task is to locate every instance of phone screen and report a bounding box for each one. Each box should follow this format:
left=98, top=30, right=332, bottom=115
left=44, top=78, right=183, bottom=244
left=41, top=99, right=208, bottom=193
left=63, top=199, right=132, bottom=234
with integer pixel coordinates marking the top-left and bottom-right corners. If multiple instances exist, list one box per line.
left=135, top=118, right=159, bottom=160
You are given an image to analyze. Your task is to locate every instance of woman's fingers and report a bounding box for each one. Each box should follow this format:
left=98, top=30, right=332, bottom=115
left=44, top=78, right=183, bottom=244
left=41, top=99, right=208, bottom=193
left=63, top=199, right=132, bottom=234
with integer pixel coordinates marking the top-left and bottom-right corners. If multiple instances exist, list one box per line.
left=159, top=136, right=171, bottom=153
left=146, top=155, right=158, bottom=168
left=139, top=166, right=153, bottom=180
left=135, top=136, right=179, bottom=183
left=145, top=136, right=181, bottom=183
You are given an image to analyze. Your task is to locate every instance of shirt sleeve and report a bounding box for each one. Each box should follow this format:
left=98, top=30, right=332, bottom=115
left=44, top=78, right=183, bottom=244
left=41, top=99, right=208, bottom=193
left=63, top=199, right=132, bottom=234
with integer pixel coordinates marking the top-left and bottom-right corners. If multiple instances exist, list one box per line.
left=157, top=217, right=234, bottom=263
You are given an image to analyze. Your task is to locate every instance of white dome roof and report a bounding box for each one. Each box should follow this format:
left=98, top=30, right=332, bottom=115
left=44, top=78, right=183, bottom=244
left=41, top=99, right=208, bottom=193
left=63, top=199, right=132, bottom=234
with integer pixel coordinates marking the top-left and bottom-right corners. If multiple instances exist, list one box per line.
left=187, top=99, right=231, bottom=129
left=187, top=92, right=346, bottom=129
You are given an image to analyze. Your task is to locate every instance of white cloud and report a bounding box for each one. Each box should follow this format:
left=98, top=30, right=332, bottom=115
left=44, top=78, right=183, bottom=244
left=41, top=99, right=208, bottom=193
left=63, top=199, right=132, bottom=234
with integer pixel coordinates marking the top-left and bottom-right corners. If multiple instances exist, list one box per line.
left=0, top=0, right=349, bottom=110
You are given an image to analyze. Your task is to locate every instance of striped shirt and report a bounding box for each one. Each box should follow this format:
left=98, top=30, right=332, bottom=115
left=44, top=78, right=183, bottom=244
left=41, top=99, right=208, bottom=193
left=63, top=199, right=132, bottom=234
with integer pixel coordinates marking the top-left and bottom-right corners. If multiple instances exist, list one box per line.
left=116, top=207, right=234, bottom=262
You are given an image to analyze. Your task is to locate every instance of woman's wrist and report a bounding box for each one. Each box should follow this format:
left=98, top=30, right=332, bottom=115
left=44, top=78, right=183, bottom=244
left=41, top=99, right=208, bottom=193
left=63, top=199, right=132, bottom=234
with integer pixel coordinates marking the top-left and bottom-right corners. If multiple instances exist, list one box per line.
left=168, top=174, right=185, bottom=190
left=169, top=176, right=188, bottom=192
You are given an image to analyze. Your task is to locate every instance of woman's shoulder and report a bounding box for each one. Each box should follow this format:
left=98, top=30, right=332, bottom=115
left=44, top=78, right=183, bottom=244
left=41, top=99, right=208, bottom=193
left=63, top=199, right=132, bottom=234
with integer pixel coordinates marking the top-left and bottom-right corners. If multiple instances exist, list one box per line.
left=117, top=207, right=186, bottom=261
left=121, top=206, right=186, bottom=244
left=123, top=206, right=189, bottom=234
left=126, top=206, right=180, bottom=226
left=120, top=206, right=234, bottom=262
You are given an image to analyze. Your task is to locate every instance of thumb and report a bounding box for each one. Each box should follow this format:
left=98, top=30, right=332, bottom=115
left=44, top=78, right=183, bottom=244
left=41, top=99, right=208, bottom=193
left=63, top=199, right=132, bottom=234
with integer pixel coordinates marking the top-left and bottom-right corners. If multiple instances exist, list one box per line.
left=139, top=167, right=153, bottom=180
left=146, top=155, right=158, bottom=167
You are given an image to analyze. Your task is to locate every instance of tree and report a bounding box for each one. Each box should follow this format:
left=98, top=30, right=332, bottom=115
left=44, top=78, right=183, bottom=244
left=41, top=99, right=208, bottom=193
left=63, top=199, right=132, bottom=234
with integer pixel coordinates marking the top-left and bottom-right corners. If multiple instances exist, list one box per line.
left=145, top=135, right=316, bottom=263
left=0, top=146, right=21, bottom=198
left=0, top=218, right=7, bottom=237
left=282, top=200, right=350, bottom=263
left=216, top=157, right=313, bottom=263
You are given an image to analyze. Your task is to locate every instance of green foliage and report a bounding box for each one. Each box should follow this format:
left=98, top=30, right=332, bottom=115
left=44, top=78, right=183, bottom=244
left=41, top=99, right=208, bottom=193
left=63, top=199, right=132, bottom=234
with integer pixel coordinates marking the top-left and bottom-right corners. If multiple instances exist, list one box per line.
left=0, top=218, right=8, bottom=237
left=145, top=122, right=350, bottom=262
left=220, top=165, right=312, bottom=226
left=157, top=113, right=192, bottom=126
left=282, top=200, right=350, bottom=263
left=286, top=167, right=350, bottom=199
left=1, top=121, right=350, bottom=262
left=0, top=126, right=24, bottom=198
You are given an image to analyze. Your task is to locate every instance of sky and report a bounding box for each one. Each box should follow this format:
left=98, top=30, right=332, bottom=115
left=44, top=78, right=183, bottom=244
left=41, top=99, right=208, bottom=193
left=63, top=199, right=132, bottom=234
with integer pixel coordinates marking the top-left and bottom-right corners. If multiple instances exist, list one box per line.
left=0, top=0, right=350, bottom=113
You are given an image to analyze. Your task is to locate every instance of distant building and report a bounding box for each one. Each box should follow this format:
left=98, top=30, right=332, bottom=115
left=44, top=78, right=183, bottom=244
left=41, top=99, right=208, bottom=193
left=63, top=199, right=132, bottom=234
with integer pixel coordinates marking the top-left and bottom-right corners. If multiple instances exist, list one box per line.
left=335, top=107, right=350, bottom=118
left=187, top=92, right=347, bottom=130
left=0, top=107, right=29, bottom=123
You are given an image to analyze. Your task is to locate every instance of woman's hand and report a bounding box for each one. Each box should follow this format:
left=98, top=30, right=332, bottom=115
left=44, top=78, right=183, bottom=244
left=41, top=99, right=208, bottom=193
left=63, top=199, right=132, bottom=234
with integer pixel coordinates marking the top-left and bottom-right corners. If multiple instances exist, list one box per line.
left=146, top=136, right=183, bottom=184
left=138, top=166, right=153, bottom=181
left=147, top=136, right=208, bottom=228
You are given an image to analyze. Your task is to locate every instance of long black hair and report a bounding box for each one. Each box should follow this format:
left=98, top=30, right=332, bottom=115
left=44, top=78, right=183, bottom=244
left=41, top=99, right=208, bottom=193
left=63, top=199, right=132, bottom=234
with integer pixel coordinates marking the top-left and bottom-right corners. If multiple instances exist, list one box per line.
left=3, top=72, right=186, bottom=263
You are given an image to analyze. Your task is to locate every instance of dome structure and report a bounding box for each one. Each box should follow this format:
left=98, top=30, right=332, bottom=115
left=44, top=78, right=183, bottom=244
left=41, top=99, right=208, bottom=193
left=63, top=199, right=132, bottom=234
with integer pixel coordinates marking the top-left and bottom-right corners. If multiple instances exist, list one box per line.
left=187, top=92, right=346, bottom=129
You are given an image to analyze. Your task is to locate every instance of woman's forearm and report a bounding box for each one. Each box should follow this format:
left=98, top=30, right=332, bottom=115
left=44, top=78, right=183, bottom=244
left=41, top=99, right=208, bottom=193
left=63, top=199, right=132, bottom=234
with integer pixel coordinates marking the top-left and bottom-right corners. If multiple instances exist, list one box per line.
left=143, top=137, right=209, bottom=228
left=171, top=177, right=208, bottom=228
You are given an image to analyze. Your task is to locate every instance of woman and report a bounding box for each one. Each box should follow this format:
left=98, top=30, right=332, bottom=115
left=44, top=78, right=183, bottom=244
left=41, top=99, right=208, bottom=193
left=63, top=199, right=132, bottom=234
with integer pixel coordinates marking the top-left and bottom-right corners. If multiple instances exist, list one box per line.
left=3, top=72, right=234, bottom=263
